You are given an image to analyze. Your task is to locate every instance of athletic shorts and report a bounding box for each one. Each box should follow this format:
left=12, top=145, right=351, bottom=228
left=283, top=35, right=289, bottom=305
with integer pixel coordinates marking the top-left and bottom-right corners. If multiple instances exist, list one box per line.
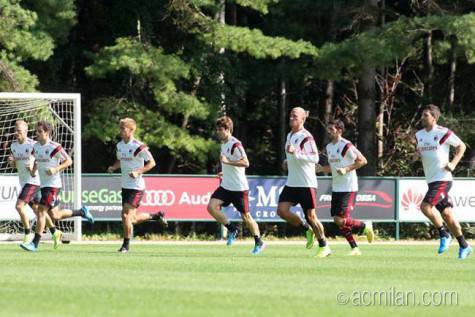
left=122, top=188, right=144, bottom=209
left=330, top=191, right=357, bottom=217
left=40, top=187, right=61, bottom=209
left=423, top=181, right=453, bottom=212
left=18, top=183, right=41, bottom=206
left=210, top=186, right=249, bottom=214
left=278, top=186, right=317, bottom=211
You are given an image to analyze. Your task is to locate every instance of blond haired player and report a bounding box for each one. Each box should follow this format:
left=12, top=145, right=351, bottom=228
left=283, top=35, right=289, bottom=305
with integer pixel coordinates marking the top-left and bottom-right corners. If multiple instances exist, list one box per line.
left=107, top=118, right=167, bottom=253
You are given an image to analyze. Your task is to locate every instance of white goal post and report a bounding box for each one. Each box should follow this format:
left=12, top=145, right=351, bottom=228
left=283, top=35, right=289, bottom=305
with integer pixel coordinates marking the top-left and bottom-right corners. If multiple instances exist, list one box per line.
left=0, top=93, right=82, bottom=241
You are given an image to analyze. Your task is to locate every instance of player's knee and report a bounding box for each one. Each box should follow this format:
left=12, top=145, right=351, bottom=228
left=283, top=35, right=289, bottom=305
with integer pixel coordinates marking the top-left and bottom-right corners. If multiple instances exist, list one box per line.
left=333, top=216, right=344, bottom=227
left=305, top=211, right=316, bottom=223
left=420, top=202, right=432, bottom=213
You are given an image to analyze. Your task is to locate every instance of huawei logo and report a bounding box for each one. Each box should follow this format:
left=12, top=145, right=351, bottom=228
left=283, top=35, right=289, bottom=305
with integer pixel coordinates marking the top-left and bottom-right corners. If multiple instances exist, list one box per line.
left=402, top=189, right=424, bottom=211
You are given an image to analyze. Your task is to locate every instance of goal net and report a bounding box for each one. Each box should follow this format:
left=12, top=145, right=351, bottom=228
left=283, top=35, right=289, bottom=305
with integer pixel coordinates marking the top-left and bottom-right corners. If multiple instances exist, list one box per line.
left=0, top=93, right=82, bottom=241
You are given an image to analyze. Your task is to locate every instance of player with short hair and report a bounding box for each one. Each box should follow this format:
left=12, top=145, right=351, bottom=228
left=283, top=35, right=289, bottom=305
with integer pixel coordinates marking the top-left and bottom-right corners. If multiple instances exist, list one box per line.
left=107, top=118, right=167, bottom=253
left=20, top=121, right=94, bottom=252
left=9, top=120, right=56, bottom=244
left=207, top=116, right=265, bottom=255
left=317, top=120, right=374, bottom=255
left=277, top=107, right=331, bottom=258
left=416, top=104, right=472, bottom=259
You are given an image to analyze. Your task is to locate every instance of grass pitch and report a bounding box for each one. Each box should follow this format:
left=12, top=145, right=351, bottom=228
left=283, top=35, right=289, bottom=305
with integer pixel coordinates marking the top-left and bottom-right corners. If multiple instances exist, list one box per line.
left=0, top=242, right=473, bottom=317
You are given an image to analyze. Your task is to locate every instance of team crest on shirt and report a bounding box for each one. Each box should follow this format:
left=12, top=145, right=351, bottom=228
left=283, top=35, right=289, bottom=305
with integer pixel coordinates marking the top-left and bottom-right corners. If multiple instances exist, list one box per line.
left=434, top=136, right=439, bottom=141
left=129, top=149, right=132, bottom=153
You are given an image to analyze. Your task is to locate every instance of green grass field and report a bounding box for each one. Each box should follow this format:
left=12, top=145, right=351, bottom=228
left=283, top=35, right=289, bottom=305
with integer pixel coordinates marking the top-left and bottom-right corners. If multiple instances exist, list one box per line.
left=0, top=242, right=473, bottom=317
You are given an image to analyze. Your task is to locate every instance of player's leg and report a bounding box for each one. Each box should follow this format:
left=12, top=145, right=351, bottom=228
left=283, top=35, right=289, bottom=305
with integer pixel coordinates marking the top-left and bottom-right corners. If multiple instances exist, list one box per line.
left=119, top=203, right=135, bottom=253
left=15, top=200, right=32, bottom=243
left=235, top=191, right=265, bottom=254
left=305, top=208, right=331, bottom=258
left=440, top=207, right=472, bottom=259
left=421, top=182, right=452, bottom=254
left=20, top=203, right=47, bottom=252
left=208, top=187, right=239, bottom=245
left=277, top=200, right=314, bottom=248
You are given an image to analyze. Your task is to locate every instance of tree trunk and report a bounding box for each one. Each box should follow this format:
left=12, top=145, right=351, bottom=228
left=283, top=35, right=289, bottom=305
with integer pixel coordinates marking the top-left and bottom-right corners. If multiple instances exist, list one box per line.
left=377, top=0, right=386, bottom=170
left=423, top=31, right=434, bottom=101
left=357, top=0, right=378, bottom=176
left=279, top=78, right=287, bottom=174
left=317, top=80, right=333, bottom=149
left=217, top=0, right=226, bottom=114
left=447, top=35, right=457, bottom=111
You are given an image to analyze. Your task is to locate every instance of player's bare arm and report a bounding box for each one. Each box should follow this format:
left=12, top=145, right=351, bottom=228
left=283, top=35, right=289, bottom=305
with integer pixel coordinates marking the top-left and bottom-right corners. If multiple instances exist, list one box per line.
left=47, top=156, right=72, bottom=176
left=107, top=160, right=121, bottom=173
left=220, top=154, right=249, bottom=168
left=338, top=152, right=368, bottom=175
left=130, top=157, right=156, bottom=178
left=446, top=142, right=466, bottom=172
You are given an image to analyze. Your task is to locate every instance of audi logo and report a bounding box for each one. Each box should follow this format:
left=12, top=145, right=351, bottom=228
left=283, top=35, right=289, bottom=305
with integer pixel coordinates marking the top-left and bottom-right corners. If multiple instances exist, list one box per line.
left=142, top=190, right=175, bottom=206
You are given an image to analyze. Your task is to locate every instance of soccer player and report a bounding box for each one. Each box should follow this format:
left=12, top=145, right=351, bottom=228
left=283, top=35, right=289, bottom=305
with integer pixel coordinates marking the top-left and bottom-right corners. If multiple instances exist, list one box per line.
left=416, top=104, right=472, bottom=259
left=9, top=120, right=56, bottom=244
left=207, top=116, right=265, bottom=255
left=20, top=121, right=94, bottom=252
left=277, top=107, right=331, bottom=258
left=107, top=118, right=167, bottom=253
left=317, top=120, right=374, bottom=255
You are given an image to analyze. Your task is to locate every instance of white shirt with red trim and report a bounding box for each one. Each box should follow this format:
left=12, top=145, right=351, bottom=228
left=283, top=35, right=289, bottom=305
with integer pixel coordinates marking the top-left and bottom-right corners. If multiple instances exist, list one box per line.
left=326, top=137, right=360, bottom=192
left=416, top=125, right=462, bottom=183
left=285, top=128, right=319, bottom=188
left=33, top=140, right=70, bottom=188
left=220, top=136, right=249, bottom=191
left=117, top=138, right=153, bottom=190
left=11, top=138, right=40, bottom=187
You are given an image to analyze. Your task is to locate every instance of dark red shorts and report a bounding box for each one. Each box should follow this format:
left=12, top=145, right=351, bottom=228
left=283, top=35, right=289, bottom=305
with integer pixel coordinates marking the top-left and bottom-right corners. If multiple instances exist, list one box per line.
left=122, top=188, right=144, bottom=208
left=18, top=183, right=41, bottom=206
left=423, top=181, right=453, bottom=212
left=211, top=187, right=249, bottom=214
left=40, top=187, right=61, bottom=209
left=331, top=191, right=357, bottom=217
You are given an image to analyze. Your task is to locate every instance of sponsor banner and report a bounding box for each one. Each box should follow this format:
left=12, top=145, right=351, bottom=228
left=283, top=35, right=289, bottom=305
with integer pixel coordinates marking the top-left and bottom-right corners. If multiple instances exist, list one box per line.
left=399, top=179, right=475, bottom=221
left=1, top=175, right=395, bottom=221
left=0, top=176, right=36, bottom=220
left=222, top=178, right=395, bottom=221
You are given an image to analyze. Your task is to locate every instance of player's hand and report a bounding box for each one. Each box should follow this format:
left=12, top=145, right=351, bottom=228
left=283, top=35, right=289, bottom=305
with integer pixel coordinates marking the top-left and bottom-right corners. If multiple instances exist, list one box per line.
left=282, top=160, right=288, bottom=172
left=46, top=167, right=58, bottom=176
left=220, top=154, right=229, bottom=164
left=286, top=144, right=295, bottom=154
left=129, top=171, right=140, bottom=179
left=107, top=166, right=115, bottom=173
left=336, top=167, right=348, bottom=175
left=217, top=171, right=223, bottom=178
left=315, top=164, right=323, bottom=173
left=445, top=162, right=456, bottom=172
left=7, top=155, right=14, bottom=162
left=29, top=168, right=37, bottom=177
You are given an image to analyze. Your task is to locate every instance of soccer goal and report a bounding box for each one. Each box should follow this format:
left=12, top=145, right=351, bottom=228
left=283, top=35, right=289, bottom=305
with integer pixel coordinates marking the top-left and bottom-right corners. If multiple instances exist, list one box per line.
left=0, top=93, right=82, bottom=241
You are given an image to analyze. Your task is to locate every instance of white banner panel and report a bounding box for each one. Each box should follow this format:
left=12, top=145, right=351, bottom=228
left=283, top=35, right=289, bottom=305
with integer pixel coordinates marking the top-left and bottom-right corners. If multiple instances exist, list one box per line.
left=399, top=179, right=475, bottom=222
left=0, top=176, right=35, bottom=220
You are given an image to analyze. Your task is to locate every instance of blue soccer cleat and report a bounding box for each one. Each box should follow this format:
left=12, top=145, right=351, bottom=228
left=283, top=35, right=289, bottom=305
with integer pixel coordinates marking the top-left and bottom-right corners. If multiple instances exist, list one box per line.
left=438, top=236, right=452, bottom=254
left=81, top=206, right=94, bottom=224
left=252, top=242, right=266, bottom=255
left=458, top=245, right=472, bottom=260
left=20, top=241, right=38, bottom=252
left=226, top=228, right=239, bottom=246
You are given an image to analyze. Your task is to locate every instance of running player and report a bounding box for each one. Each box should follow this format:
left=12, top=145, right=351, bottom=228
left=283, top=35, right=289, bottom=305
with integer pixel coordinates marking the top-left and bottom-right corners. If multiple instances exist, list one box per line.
left=416, top=104, right=472, bottom=259
left=107, top=118, right=167, bottom=253
left=317, top=120, right=374, bottom=255
left=207, top=116, right=265, bottom=255
left=9, top=120, right=57, bottom=244
left=20, top=121, right=94, bottom=252
left=277, top=107, right=331, bottom=258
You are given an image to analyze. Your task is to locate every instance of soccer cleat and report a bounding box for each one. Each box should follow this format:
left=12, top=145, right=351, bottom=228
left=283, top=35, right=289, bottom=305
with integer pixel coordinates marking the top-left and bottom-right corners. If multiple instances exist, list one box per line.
left=438, top=236, right=452, bottom=254
left=315, top=245, right=332, bottom=258
left=52, top=230, right=63, bottom=250
left=22, top=233, right=33, bottom=244
left=118, top=246, right=129, bottom=253
left=305, top=229, right=315, bottom=249
left=458, top=245, right=472, bottom=260
left=348, top=247, right=362, bottom=256
left=363, top=221, right=375, bottom=243
left=251, top=242, right=266, bottom=255
left=153, top=211, right=168, bottom=228
left=81, top=206, right=94, bottom=224
left=226, top=228, right=239, bottom=246
left=20, top=241, right=38, bottom=252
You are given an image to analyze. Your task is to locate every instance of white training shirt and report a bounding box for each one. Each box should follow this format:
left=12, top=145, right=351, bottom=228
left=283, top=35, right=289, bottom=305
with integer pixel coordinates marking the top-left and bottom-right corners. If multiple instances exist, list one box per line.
left=326, top=137, right=360, bottom=192
left=116, top=138, right=153, bottom=190
left=416, top=125, right=462, bottom=183
left=285, top=128, right=319, bottom=188
left=10, top=138, right=40, bottom=187
left=33, top=140, right=70, bottom=188
left=220, top=136, right=249, bottom=191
